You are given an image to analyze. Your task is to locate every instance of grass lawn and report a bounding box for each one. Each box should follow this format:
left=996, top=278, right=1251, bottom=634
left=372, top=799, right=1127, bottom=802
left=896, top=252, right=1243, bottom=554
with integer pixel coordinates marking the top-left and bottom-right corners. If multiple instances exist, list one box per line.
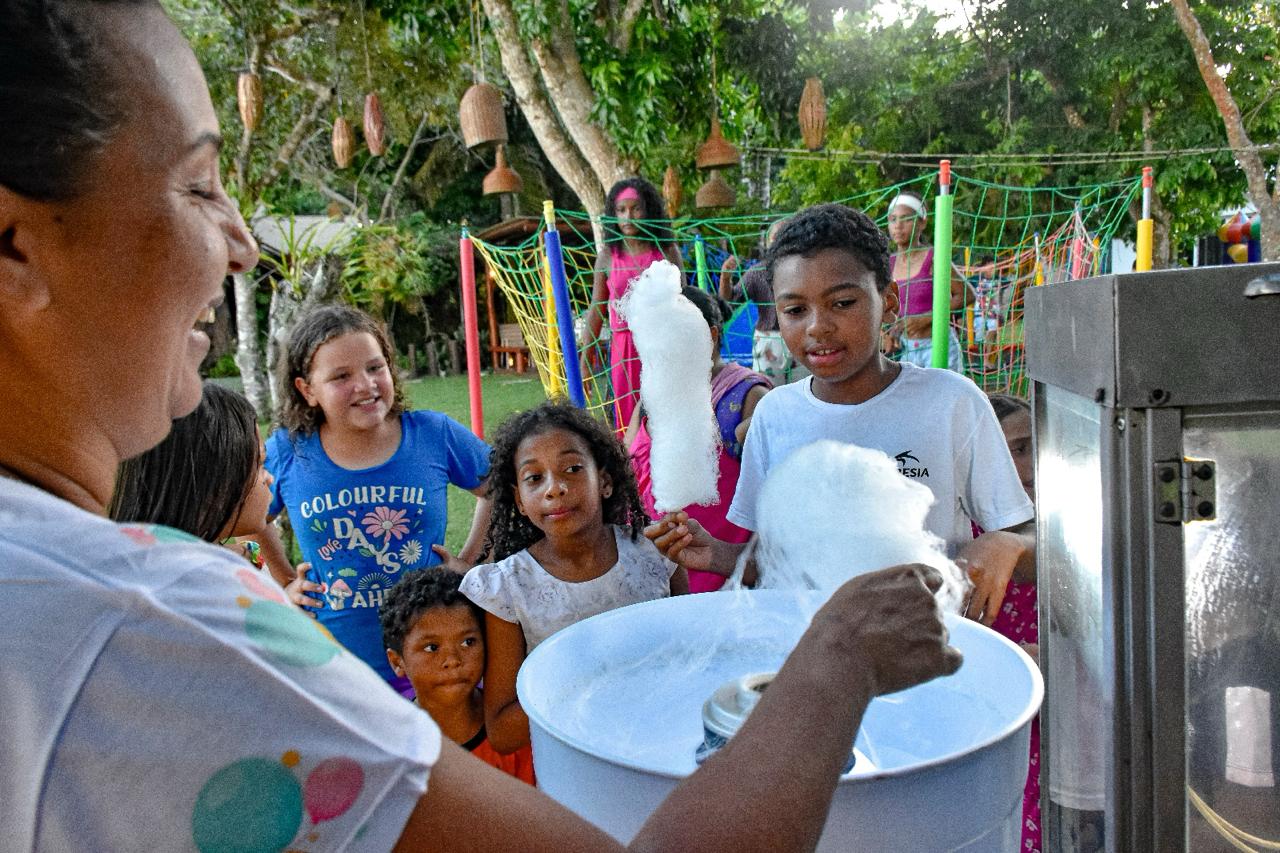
left=404, top=372, right=548, bottom=553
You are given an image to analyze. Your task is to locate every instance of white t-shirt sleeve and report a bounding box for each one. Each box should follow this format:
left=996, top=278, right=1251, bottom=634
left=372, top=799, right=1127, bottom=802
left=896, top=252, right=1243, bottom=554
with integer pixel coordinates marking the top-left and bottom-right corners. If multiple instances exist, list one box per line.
left=726, top=396, right=772, bottom=532
left=460, top=561, right=521, bottom=623
left=958, top=398, right=1035, bottom=532
left=35, top=535, right=439, bottom=852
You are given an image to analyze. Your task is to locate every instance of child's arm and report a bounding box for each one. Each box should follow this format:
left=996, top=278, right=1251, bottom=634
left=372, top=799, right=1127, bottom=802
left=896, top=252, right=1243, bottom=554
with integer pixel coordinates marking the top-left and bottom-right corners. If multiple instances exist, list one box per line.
left=733, top=384, right=769, bottom=447
left=622, top=406, right=643, bottom=450
left=717, top=255, right=739, bottom=302
left=956, top=523, right=1035, bottom=626
left=645, top=511, right=747, bottom=578
left=254, top=520, right=295, bottom=587
left=669, top=564, right=689, bottom=596
left=457, top=484, right=493, bottom=565
left=586, top=253, right=610, bottom=343
left=481, top=611, right=532, bottom=754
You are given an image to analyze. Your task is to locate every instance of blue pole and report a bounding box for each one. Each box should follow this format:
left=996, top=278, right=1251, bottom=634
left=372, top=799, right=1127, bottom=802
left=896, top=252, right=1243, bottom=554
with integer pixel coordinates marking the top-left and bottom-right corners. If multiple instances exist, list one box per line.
left=543, top=211, right=587, bottom=407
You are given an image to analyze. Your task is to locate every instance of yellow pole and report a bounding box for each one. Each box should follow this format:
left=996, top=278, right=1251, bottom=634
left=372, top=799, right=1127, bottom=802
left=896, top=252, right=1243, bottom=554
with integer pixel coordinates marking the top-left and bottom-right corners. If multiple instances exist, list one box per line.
left=541, top=203, right=566, bottom=397
left=1136, top=166, right=1154, bottom=271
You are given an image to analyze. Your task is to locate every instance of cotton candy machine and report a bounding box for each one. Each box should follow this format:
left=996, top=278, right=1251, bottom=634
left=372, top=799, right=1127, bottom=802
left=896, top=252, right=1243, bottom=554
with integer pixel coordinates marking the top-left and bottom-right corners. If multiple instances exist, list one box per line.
left=518, top=590, right=1042, bottom=851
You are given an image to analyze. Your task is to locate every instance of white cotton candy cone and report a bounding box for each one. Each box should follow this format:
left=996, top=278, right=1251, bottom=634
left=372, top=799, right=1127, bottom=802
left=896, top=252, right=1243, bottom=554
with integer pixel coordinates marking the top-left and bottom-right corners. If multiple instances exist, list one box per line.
left=618, top=260, right=719, bottom=512
left=753, top=440, right=969, bottom=613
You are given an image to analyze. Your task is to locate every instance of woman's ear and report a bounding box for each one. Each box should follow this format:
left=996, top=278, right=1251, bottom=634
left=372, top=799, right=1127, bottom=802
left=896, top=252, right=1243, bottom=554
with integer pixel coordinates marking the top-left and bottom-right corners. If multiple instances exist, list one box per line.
left=600, top=470, right=613, bottom=500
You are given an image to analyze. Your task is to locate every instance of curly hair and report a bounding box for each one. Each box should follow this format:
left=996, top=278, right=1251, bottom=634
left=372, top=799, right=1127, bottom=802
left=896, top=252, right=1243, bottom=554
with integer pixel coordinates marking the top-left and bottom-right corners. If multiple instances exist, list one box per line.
left=602, top=177, right=674, bottom=247
left=274, top=304, right=407, bottom=435
left=380, top=567, right=482, bottom=654
left=483, top=400, right=648, bottom=561
left=109, top=381, right=259, bottom=542
left=764, top=203, right=892, bottom=292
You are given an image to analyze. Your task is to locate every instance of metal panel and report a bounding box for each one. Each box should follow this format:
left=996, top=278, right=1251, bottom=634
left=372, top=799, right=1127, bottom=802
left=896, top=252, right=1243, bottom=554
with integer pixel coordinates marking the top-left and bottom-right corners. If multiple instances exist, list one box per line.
left=1026, top=264, right=1280, bottom=408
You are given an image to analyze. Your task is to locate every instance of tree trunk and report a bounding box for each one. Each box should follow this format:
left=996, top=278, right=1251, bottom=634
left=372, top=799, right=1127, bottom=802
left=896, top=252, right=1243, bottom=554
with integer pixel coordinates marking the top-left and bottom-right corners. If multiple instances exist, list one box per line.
left=264, top=255, right=346, bottom=415
left=232, top=272, right=270, bottom=416
left=1169, top=0, right=1280, bottom=260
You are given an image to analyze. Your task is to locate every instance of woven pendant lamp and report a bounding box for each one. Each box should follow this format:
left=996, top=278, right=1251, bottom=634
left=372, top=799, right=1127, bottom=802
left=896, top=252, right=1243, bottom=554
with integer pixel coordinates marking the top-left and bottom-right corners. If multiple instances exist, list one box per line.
left=695, top=169, right=735, bottom=209
left=460, top=82, right=508, bottom=149
left=662, top=166, right=682, bottom=218
left=332, top=117, right=354, bottom=168
left=696, top=117, right=740, bottom=170
left=482, top=145, right=523, bottom=195
left=798, top=77, right=826, bottom=151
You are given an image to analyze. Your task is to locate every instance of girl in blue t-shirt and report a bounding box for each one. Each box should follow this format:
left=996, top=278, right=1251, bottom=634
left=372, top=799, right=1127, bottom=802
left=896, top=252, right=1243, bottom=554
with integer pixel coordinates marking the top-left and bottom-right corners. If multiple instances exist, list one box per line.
left=266, top=305, right=492, bottom=692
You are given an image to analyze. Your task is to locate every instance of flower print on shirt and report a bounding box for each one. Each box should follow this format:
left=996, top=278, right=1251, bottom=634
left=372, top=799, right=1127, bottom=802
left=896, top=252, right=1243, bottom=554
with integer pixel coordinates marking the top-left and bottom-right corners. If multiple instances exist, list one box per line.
left=362, top=506, right=409, bottom=543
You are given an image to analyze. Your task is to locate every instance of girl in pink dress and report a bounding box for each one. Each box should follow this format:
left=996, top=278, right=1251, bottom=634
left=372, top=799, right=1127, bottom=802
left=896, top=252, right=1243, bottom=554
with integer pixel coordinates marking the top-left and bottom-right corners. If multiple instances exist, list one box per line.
left=585, top=178, right=683, bottom=431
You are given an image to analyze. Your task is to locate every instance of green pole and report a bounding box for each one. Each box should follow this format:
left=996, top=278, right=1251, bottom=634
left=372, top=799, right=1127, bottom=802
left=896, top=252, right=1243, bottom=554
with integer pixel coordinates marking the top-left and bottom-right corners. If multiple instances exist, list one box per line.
left=931, top=160, right=953, bottom=369
left=694, top=235, right=710, bottom=292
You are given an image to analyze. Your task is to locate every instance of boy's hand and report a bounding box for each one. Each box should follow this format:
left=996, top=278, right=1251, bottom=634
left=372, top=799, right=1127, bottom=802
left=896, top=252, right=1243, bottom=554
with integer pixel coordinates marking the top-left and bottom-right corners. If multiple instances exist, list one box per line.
left=644, top=511, right=713, bottom=572
left=813, top=563, right=963, bottom=697
left=285, top=563, right=325, bottom=615
left=955, top=530, right=1024, bottom=626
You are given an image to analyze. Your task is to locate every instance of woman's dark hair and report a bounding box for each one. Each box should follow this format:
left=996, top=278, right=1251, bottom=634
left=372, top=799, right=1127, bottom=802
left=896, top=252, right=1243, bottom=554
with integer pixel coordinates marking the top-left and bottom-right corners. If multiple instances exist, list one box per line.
left=0, top=0, right=158, bottom=200
left=765, top=203, right=893, bottom=292
left=109, top=382, right=260, bottom=542
left=380, top=568, right=482, bottom=654
left=275, top=304, right=407, bottom=435
left=603, top=177, right=674, bottom=247
left=988, top=393, right=1030, bottom=422
left=483, top=401, right=647, bottom=561
left=681, top=285, right=726, bottom=331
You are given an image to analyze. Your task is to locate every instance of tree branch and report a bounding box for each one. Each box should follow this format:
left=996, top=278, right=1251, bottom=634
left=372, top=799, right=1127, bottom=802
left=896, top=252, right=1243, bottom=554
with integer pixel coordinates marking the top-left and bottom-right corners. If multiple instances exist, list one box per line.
left=1169, top=0, right=1279, bottom=257
left=254, top=85, right=334, bottom=196
left=379, top=112, right=431, bottom=222
left=613, top=0, right=647, bottom=52
left=264, top=58, right=333, bottom=99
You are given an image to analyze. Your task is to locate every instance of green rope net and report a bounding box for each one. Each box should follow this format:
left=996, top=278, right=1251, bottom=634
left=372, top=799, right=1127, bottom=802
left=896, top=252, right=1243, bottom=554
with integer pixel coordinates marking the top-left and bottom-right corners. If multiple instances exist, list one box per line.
left=469, top=173, right=1140, bottom=426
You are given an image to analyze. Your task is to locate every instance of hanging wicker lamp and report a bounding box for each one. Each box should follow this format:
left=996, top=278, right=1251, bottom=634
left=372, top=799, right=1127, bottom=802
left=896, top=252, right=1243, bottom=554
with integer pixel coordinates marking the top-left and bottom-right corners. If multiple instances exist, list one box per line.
left=662, top=165, right=682, bottom=218
left=695, top=169, right=735, bottom=209
left=459, top=82, right=508, bottom=149
left=364, top=92, right=387, bottom=156
left=237, top=72, right=262, bottom=132
left=695, top=116, right=740, bottom=170
left=798, top=77, right=826, bottom=151
left=482, top=145, right=523, bottom=195
left=332, top=117, right=354, bottom=168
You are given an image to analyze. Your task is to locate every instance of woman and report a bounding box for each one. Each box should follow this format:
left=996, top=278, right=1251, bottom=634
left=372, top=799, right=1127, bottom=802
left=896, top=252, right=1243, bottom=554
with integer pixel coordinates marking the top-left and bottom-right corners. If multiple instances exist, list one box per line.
left=883, top=191, right=975, bottom=373
left=0, top=3, right=958, bottom=850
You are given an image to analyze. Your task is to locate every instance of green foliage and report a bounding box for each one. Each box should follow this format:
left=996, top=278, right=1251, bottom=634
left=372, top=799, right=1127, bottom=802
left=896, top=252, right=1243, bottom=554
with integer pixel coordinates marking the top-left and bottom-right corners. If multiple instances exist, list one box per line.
left=342, top=213, right=458, bottom=315
left=206, top=352, right=241, bottom=379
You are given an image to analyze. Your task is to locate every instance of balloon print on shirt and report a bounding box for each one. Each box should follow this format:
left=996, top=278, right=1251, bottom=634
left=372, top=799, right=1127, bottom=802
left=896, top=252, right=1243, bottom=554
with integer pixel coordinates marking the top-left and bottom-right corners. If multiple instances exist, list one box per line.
left=235, top=569, right=340, bottom=668
left=192, top=750, right=365, bottom=852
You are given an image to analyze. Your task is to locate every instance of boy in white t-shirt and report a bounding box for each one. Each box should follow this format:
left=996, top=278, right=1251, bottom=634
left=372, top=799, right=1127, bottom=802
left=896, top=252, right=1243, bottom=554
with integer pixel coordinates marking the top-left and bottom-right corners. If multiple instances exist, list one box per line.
left=648, top=203, right=1035, bottom=623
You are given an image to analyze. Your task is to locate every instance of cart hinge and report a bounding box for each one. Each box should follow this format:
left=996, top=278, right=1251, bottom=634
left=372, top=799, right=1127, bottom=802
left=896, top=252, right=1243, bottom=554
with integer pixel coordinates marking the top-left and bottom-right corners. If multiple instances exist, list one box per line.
left=1153, top=459, right=1216, bottom=524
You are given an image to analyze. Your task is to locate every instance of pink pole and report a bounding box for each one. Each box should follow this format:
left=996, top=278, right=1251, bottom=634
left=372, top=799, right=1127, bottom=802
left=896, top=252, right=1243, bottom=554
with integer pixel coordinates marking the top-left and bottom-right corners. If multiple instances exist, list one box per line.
left=459, top=234, right=485, bottom=439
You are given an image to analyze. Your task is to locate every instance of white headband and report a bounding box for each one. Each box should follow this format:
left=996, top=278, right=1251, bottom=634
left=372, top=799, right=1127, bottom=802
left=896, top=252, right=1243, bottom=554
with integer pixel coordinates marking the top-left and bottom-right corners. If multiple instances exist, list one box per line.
left=888, top=194, right=925, bottom=217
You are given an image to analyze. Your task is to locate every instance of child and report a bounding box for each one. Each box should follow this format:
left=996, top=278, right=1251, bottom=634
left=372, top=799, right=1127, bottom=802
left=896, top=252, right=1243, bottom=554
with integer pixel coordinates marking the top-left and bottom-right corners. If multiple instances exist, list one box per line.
left=109, top=382, right=279, bottom=572
left=987, top=392, right=1040, bottom=853
left=584, top=178, right=684, bottom=430
left=650, top=203, right=1034, bottom=624
left=381, top=567, right=536, bottom=785
left=461, top=401, right=689, bottom=752
left=266, top=304, right=493, bottom=692
left=626, top=286, right=770, bottom=592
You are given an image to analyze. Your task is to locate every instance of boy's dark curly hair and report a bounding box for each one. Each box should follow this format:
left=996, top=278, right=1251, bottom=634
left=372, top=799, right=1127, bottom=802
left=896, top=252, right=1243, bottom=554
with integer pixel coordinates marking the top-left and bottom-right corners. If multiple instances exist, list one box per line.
left=988, top=393, right=1030, bottom=422
left=483, top=400, right=648, bottom=561
left=764, top=203, right=892, bottom=292
left=603, top=177, right=674, bottom=246
left=380, top=567, right=482, bottom=654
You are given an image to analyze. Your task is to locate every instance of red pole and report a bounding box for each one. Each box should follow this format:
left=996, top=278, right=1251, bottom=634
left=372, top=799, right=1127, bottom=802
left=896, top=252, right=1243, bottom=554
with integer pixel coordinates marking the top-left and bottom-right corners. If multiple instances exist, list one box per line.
left=459, top=233, right=485, bottom=439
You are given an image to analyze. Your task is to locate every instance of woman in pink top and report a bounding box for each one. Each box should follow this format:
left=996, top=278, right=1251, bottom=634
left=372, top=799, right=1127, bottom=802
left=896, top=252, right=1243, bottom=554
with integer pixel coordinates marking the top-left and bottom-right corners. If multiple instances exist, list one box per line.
left=883, top=190, right=974, bottom=373
left=586, top=178, right=684, bottom=431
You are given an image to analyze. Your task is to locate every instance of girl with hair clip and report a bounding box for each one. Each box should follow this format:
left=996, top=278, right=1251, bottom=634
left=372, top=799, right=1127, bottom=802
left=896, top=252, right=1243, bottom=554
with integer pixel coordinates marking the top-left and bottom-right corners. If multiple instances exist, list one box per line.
left=584, top=178, right=684, bottom=431
left=883, top=190, right=975, bottom=373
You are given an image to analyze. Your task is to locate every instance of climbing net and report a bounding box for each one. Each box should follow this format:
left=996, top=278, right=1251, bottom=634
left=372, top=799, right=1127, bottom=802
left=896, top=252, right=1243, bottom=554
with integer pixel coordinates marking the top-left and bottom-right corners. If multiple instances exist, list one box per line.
left=469, top=172, right=1139, bottom=425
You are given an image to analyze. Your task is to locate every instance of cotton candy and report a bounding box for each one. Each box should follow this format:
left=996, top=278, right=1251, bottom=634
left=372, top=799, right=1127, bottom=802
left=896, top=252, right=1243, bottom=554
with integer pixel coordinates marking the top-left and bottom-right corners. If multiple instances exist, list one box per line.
left=618, top=260, right=719, bottom=512
left=752, top=440, right=969, bottom=612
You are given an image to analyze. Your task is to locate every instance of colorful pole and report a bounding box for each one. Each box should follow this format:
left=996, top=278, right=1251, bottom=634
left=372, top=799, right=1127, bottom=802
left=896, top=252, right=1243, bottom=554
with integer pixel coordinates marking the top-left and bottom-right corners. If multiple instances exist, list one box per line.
left=1136, top=166, right=1154, bottom=272
left=543, top=201, right=587, bottom=407
left=459, top=230, right=485, bottom=439
left=694, top=234, right=710, bottom=292
left=931, top=160, right=954, bottom=369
